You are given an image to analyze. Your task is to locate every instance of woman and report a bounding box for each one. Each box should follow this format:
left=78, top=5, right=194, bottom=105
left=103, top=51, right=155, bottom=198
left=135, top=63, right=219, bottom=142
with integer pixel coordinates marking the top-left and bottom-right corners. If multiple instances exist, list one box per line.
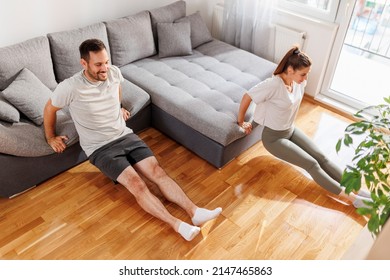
left=237, top=46, right=371, bottom=208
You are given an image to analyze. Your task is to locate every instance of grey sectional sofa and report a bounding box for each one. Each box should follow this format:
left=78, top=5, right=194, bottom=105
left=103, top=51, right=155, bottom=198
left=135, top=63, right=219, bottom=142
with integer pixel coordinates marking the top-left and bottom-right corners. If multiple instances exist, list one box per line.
left=0, top=0, right=275, bottom=198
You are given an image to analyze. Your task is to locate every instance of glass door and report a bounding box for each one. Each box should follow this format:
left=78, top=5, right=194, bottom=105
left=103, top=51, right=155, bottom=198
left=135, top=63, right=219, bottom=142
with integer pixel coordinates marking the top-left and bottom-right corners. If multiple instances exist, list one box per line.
left=321, top=0, right=390, bottom=109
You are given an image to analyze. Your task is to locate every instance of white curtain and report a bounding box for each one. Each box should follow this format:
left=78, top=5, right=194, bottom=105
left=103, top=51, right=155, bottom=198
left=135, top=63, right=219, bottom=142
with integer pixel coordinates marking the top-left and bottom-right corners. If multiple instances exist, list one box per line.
left=221, top=0, right=277, bottom=61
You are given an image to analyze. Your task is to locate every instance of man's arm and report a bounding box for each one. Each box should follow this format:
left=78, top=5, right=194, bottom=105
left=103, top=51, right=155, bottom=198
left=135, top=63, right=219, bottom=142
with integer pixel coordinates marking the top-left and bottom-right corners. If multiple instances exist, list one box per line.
left=43, top=99, right=68, bottom=153
left=118, top=85, right=130, bottom=121
left=118, top=83, right=123, bottom=103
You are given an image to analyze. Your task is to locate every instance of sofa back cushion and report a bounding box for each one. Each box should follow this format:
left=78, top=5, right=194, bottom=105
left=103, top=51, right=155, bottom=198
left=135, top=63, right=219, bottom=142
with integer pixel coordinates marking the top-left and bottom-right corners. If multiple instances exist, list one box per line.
left=0, top=36, right=57, bottom=91
left=176, top=11, right=213, bottom=48
left=149, top=0, right=186, bottom=45
left=105, top=11, right=156, bottom=67
left=48, top=22, right=110, bottom=83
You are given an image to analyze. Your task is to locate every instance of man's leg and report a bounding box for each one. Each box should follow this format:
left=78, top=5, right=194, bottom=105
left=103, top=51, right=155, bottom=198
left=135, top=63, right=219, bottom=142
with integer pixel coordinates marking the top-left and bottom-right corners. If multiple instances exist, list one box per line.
left=116, top=166, right=200, bottom=241
left=133, top=156, right=222, bottom=226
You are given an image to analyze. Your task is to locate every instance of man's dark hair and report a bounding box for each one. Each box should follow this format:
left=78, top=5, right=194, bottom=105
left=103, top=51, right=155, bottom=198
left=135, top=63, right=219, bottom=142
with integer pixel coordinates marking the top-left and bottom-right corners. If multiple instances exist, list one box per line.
left=79, top=39, right=106, bottom=61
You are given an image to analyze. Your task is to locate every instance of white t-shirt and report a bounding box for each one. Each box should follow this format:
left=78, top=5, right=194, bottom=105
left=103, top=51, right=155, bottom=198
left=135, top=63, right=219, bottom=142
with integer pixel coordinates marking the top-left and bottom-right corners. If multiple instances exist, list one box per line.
left=248, top=75, right=306, bottom=130
left=51, top=65, right=132, bottom=156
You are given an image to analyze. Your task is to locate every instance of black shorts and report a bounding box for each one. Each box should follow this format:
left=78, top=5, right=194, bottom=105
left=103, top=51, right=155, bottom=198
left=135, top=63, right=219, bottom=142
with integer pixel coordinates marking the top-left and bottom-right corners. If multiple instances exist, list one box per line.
left=89, top=133, right=154, bottom=181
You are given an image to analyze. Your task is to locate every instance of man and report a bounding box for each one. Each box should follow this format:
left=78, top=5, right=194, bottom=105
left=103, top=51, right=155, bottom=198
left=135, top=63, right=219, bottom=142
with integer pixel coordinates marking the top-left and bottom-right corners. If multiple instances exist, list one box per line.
left=43, top=38, right=222, bottom=241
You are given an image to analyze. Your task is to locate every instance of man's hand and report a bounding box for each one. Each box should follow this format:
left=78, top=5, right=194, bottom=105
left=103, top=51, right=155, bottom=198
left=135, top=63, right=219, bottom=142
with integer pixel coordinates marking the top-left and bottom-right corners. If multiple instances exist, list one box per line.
left=238, top=121, right=252, bottom=135
left=47, top=135, right=68, bottom=153
left=121, top=107, right=131, bottom=121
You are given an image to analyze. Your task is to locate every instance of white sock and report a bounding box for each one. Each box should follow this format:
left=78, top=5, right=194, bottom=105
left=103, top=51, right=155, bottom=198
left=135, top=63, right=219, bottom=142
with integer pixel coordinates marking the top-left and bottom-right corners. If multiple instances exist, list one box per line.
left=191, top=207, right=222, bottom=226
left=357, top=188, right=371, bottom=198
left=352, top=195, right=373, bottom=209
left=178, top=222, right=200, bottom=241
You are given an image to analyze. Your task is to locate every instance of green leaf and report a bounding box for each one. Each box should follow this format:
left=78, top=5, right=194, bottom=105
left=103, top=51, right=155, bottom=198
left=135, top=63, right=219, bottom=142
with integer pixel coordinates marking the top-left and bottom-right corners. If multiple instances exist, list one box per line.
left=344, top=134, right=353, bottom=146
left=336, top=139, right=342, bottom=153
left=367, top=215, right=380, bottom=234
left=356, top=207, right=372, bottom=215
left=340, top=171, right=361, bottom=194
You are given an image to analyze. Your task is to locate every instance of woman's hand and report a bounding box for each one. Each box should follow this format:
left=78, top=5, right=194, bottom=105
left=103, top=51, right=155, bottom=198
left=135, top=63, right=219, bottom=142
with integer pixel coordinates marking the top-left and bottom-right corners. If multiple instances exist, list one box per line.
left=121, top=108, right=131, bottom=121
left=237, top=93, right=253, bottom=135
left=238, top=121, right=252, bottom=135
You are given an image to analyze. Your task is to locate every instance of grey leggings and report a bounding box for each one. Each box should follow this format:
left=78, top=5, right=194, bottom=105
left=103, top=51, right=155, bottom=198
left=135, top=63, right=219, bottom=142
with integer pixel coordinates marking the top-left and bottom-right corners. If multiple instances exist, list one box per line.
left=261, top=126, right=343, bottom=195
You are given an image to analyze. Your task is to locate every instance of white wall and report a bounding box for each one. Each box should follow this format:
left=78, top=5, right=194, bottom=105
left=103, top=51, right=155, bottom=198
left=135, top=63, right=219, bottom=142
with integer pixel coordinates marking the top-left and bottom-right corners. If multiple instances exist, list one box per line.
left=0, top=0, right=337, bottom=97
left=0, top=0, right=213, bottom=47
left=274, top=10, right=339, bottom=97
left=209, top=3, right=339, bottom=97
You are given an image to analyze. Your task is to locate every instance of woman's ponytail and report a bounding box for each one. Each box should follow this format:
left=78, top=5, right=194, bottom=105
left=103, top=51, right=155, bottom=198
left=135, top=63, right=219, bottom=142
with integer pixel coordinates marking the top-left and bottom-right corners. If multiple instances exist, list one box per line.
left=273, top=46, right=311, bottom=75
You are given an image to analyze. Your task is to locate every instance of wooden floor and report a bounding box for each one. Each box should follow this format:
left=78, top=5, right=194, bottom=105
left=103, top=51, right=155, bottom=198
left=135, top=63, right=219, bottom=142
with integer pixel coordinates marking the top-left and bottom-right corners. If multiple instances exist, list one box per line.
left=0, top=98, right=367, bottom=260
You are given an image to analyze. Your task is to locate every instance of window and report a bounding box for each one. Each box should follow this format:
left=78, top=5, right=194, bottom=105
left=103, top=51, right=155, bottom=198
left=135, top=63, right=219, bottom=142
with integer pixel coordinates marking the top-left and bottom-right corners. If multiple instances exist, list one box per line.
left=278, top=0, right=340, bottom=22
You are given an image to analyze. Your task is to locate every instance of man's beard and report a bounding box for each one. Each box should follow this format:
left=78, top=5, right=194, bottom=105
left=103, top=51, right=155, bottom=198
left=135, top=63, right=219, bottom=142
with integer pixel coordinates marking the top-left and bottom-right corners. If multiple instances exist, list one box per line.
left=87, top=69, right=107, bottom=82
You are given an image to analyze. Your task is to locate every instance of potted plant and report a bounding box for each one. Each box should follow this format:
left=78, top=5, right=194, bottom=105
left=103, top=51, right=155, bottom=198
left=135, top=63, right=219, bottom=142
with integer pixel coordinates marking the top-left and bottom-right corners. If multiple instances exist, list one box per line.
left=336, top=97, right=390, bottom=237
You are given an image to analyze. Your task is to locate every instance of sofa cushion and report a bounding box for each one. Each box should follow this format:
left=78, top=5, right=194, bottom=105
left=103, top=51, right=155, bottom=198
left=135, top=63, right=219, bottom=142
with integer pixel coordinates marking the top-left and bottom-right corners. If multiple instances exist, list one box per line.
left=48, top=22, right=110, bottom=82
left=2, top=68, right=51, bottom=126
left=105, top=11, right=156, bottom=66
left=120, top=40, right=276, bottom=146
left=0, top=93, right=20, bottom=123
left=176, top=11, right=213, bottom=48
left=0, top=111, right=78, bottom=157
left=149, top=0, right=186, bottom=44
left=157, top=22, right=192, bottom=58
left=0, top=36, right=57, bottom=91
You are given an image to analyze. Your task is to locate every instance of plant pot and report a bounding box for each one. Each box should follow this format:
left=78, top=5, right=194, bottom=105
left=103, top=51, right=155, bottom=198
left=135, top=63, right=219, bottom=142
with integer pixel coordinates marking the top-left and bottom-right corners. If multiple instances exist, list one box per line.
left=342, top=224, right=375, bottom=259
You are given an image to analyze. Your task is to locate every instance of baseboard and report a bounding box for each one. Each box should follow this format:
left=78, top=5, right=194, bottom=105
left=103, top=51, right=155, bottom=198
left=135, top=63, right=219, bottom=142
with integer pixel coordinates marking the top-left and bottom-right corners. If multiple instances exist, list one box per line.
left=304, top=94, right=358, bottom=121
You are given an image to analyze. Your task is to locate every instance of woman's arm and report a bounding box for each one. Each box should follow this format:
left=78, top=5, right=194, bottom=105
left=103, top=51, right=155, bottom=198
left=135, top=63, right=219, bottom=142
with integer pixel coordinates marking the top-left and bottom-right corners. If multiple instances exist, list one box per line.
left=237, top=93, right=253, bottom=135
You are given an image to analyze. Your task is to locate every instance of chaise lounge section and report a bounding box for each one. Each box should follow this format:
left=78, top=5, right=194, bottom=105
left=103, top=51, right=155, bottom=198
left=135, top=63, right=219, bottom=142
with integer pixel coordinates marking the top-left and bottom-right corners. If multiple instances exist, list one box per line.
left=121, top=39, right=274, bottom=167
